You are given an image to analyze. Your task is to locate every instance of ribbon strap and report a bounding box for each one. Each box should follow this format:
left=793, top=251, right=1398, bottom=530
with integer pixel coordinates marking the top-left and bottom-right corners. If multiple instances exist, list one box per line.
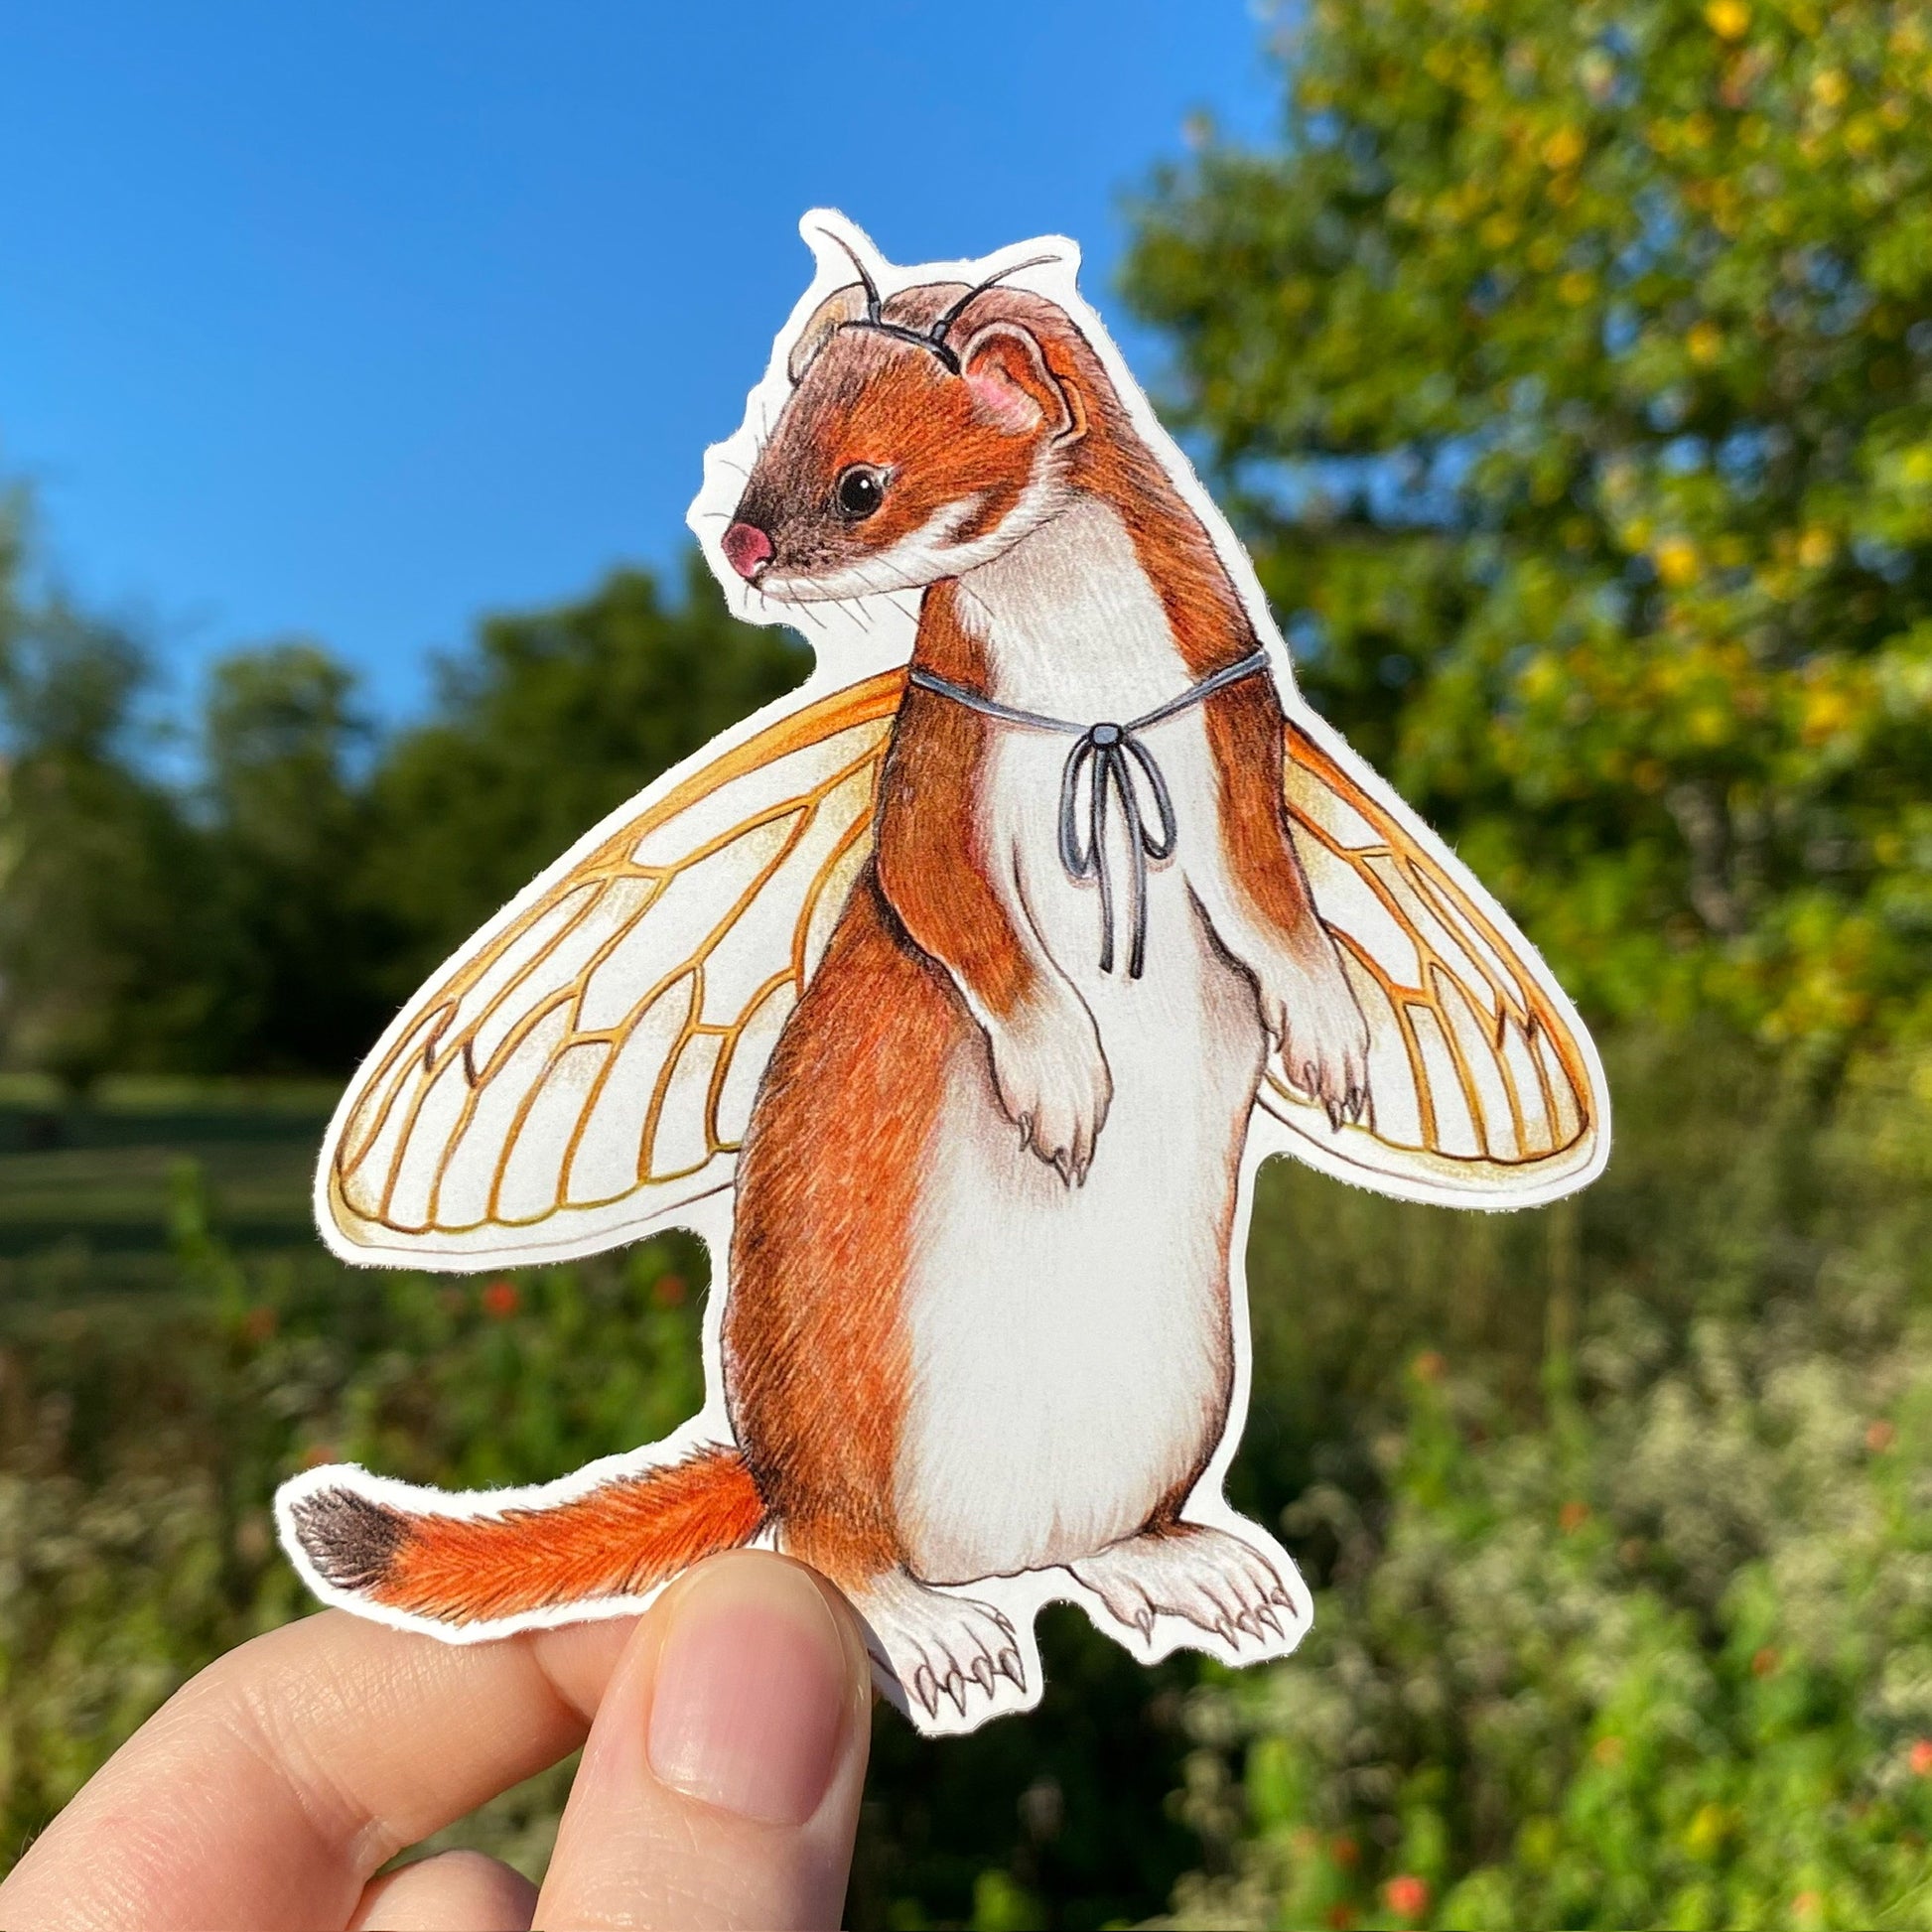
left=905, top=646, right=1271, bottom=979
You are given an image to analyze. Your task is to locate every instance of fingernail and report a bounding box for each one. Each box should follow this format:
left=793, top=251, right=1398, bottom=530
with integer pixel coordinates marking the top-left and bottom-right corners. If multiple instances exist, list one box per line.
left=645, top=1554, right=850, bottom=1827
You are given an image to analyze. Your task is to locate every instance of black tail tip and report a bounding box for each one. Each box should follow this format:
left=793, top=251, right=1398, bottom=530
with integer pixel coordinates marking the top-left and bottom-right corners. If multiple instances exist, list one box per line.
left=289, top=1485, right=411, bottom=1592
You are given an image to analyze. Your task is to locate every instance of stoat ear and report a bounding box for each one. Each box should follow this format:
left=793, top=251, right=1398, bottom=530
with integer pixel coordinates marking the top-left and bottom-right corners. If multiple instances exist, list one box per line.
left=959, top=322, right=1083, bottom=443
left=787, top=283, right=872, bottom=384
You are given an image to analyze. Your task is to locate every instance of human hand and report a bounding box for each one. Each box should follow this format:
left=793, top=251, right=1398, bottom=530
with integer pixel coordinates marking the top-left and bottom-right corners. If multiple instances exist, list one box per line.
left=0, top=1550, right=873, bottom=1931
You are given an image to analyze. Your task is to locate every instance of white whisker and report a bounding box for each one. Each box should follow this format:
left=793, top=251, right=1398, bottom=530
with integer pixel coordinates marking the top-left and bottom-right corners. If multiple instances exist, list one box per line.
left=847, top=557, right=915, bottom=631
left=757, top=586, right=829, bottom=636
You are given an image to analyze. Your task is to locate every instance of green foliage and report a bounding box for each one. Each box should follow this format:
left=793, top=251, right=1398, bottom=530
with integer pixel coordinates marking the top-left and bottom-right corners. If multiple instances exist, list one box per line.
left=196, top=644, right=388, bottom=1073
left=0, top=577, right=216, bottom=1090
left=1122, top=4, right=1932, bottom=1917
left=5, top=1035, right=1930, bottom=1926
left=0, top=1166, right=709, bottom=1864
left=1126, top=0, right=1932, bottom=1044
left=1167, top=1305, right=1932, bottom=1931
left=1235, top=1023, right=1858, bottom=1516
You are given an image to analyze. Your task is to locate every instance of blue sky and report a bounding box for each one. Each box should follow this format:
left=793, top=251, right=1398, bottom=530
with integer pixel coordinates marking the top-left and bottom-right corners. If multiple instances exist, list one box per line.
left=0, top=3, right=1283, bottom=721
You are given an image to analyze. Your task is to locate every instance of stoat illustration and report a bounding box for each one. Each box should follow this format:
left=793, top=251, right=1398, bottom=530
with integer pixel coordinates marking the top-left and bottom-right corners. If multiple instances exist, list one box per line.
left=279, top=214, right=1607, bottom=1733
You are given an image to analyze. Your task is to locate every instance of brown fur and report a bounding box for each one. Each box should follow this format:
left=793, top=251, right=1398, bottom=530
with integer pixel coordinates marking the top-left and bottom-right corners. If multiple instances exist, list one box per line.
left=733, top=296, right=1052, bottom=591
left=723, top=286, right=1333, bottom=1580
left=295, top=1447, right=764, bottom=1624
left=725, top=869, right=968, bottom=1587
left=877, top=584, right=1038, bottom=1027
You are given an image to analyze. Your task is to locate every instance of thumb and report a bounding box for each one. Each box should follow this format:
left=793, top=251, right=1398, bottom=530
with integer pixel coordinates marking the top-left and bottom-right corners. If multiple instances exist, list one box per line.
left=533, top=1550, right=873, bottom=1931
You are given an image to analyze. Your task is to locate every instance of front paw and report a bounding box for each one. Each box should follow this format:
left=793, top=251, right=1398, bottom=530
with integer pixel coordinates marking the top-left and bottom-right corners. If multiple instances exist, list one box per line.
left=1258, top=936, right=1370, bottom=1129
left=984, top=991, right=1112, bottom=1184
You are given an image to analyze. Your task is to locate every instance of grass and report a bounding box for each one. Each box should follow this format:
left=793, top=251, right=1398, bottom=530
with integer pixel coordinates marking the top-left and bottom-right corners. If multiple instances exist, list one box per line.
left=0, top=1076, right=337, bottom=1297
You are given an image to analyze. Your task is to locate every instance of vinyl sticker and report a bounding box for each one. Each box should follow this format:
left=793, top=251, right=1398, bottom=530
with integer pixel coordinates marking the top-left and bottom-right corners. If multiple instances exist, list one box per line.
left=278, top=212, right=1609, bottom=1735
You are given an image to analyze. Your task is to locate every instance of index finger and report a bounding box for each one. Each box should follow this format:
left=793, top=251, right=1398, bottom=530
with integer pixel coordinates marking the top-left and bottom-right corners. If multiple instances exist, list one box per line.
left=0, top=1607, right=638, bottom=1931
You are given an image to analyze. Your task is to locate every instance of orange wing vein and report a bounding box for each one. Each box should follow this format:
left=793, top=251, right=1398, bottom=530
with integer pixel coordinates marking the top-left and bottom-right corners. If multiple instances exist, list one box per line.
left=324, top=672, right=1602, bottom=1259
left=1264, top=719, right=1605, bottom=1203
left=323, top=673, right=901, bottom=1256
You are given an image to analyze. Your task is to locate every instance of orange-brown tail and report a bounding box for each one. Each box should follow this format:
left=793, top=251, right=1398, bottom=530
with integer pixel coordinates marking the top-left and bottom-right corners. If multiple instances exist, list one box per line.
left=287, top=1446, right=766, bottom=1625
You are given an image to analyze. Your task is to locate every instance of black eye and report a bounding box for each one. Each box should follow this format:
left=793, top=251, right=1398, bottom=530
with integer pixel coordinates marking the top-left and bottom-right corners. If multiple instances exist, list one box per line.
left=835, top=465, right=886, bottom=519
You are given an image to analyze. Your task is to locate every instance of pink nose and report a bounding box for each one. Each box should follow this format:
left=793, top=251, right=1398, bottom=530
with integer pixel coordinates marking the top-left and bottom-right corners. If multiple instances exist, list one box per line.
left=721, top=522, right=774, bottom=581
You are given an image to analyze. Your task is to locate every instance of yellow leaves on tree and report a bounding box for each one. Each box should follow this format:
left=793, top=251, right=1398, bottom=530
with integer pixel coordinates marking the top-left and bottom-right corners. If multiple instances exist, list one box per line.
left=1125, top=0, right=1932, bottom=1046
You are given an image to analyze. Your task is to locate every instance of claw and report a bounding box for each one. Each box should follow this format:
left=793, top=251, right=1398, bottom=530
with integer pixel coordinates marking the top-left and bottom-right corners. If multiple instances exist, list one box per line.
left=1135, top=1606, right=1155, bottom=1641
left=912, top=1665, right=939, bottom=1718
left=970, top=1654, right=995, bottom=1695
left=1270, top=1585, right=1294, bottom=1608
left=942, top=1668, right=967, bottom=1716
left=996, top=1646, right=1025, bottom=1687
left=1255, top=1602, right=1285, bottom=1640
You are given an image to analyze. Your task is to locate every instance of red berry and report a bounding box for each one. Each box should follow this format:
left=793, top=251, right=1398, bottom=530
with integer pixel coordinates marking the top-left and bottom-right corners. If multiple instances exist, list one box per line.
left=1385, top=1873, right=1431, bottom=1919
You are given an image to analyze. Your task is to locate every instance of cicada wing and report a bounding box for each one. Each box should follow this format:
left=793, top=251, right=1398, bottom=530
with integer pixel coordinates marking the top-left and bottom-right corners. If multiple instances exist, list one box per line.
left=320, top=672, right=902, bottom=1268
left=1260, top=712, right=1609, bottom=1208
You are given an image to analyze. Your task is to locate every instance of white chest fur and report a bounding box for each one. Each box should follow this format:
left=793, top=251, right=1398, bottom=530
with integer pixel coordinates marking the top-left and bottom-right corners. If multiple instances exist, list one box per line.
left=959, top=495, right=1199, bottom=721
left=894, top=499, right=1268, bottom=1585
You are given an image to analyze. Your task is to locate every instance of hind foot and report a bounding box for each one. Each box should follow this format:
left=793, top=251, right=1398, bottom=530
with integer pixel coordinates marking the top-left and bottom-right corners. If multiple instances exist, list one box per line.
left=846, top=1570, right=1031, bottom=1732
left=1070, top=1524, right=1308, bottom=1657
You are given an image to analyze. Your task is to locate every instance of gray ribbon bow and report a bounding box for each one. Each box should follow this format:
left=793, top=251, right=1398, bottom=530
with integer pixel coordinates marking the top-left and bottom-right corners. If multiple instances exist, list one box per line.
left=905, top=646, right=1272, bottom=979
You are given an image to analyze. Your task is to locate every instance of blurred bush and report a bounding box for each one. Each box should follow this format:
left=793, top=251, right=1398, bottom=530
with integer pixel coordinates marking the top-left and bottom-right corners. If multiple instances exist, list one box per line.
left=0, top=1162, right=1205, bottom=1926
left=1, top=1033, right=1928, bottom=1926
left=1167, top=1300, right=1932, bottom=1931
left=0, top=1168, right=710, bottom=1872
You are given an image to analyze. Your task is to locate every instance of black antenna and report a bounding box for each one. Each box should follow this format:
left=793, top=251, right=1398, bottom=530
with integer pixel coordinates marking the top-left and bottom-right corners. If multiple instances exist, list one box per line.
left=928, top=254, right=1061, bottom=349
left=813, top=228, right=884, bottom=322
left=801, top=235, right=1064, bottom=378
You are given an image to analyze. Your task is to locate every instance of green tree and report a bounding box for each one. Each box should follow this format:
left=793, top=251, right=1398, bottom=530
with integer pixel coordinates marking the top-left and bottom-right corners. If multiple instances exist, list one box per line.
left=361, top=555, right=807, bottom=997
left=1126, top=0, right=1932, bottom=1046
left=0, top=532, right=211, bottom=1089
left=198, top=641, right=389, bottom=1072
